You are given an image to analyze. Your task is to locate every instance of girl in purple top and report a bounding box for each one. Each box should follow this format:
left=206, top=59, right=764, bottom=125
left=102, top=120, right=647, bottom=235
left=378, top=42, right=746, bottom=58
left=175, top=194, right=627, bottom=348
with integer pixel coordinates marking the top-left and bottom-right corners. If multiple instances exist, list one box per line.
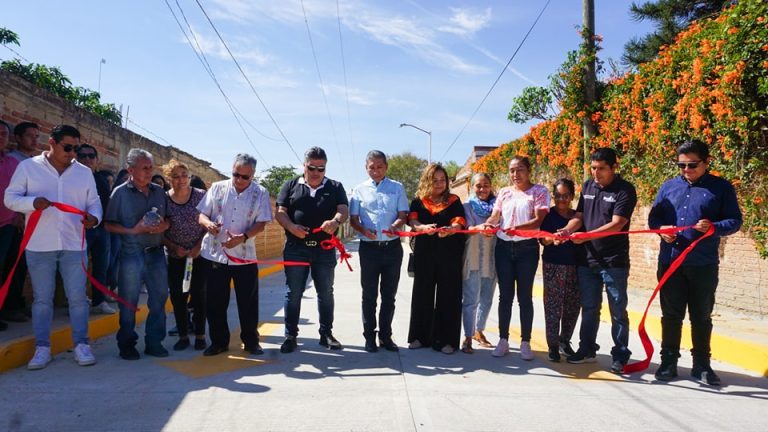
left=163, top=160, right=207, bottom=351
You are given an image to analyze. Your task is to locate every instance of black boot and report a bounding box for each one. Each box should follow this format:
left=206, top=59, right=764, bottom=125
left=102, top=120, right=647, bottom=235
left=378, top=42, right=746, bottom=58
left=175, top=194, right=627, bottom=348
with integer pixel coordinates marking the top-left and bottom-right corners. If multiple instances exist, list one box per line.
left=655, top=350, right=679, bottom=382
left=691, top=357, right=721, bottom=386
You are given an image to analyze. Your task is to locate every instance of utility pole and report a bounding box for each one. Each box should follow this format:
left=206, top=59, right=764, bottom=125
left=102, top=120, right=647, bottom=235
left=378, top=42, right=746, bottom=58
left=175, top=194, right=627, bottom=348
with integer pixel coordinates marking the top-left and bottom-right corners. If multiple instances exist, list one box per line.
left=582, top=0, right=597, bottom=181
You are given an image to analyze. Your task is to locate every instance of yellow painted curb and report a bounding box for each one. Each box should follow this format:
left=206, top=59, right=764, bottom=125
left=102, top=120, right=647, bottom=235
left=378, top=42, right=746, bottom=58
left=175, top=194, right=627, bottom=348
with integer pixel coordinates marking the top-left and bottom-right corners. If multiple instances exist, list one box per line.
left=0, top=264, right=284, bottom=373
left=534, top=282, right=768, bottom=377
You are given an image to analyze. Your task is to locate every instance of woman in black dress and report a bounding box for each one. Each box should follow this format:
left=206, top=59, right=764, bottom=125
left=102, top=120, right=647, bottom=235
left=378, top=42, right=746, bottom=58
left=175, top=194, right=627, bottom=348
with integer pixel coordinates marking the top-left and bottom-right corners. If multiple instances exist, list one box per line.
left=407, top=164, right=466, bottom=354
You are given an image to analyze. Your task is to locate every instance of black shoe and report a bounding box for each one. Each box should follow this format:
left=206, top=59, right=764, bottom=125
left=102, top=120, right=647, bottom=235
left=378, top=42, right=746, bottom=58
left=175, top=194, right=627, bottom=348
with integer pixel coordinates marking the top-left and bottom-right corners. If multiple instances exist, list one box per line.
left=173, top=338, right=190, bottom=351
left=203, top=345, right=229, bottom=357
left=281, top=336, right=297, bottom=354
left=145, top=344, right=169, bottom=357
left=548, top=347, right=561, bottom=362
left=244, top=343, right=264, bottom=355
left=319, top=333, right=343, bottom=350
left=364, top=339, right=379, bottom=353
left=559, top=341, right=576, bottom=357
left=168, top=326, right=179, bottom=336
left=691, top=364, right=721, bottom=386
left=119, top=346, right=140, bottom=360
left=654, top=360, right=678, bottom=381
left=566, top=350, right=596, bottom=364
left=379, top=338, right=399, bottom=352
left=610, top=359, right=627, bottom=374
left=0, top=320, right=7, bottom=331
left=194, top=339, right=207, bottom=351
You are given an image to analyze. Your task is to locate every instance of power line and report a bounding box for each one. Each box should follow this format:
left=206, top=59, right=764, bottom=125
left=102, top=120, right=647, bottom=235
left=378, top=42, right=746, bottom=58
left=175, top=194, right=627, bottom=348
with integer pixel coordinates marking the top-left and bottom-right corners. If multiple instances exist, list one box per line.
left=126, top=118, right=174, bottom=147
left=440, top=0, right=552, bottom=160
left=194, top=0, right=302, bottom=163
left=165, top=0, right=272, bottom=166
left=299, top=0, right=346, bottom=173
left=336, top=0, right=357, bottom=165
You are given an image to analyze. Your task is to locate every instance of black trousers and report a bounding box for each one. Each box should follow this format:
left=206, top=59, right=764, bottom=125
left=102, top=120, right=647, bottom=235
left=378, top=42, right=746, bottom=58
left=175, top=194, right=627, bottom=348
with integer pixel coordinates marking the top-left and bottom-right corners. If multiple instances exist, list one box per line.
left=200, top=258, right=260, bottom=349
left=167, top=255, right=207, bottom=338
left=657, top=263, right=718, bottom=360
left=359, top=240, right=403, bottom=340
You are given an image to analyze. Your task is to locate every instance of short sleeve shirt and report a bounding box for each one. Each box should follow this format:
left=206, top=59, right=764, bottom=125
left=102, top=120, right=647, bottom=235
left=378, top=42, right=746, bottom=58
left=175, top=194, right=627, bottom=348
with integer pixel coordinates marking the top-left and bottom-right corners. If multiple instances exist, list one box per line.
left=576, top=175, right=637, bottom=267
left=197, top=180, right=273, bottom=265
left=493, top=184, right=550, bottom=242
left=540, top=207, right=586, bottom=266
left=105, top=181, right=168, bottom=253
left=276, top=176, right=348, bottom=243
left=349, top=177, right=409, bottom=242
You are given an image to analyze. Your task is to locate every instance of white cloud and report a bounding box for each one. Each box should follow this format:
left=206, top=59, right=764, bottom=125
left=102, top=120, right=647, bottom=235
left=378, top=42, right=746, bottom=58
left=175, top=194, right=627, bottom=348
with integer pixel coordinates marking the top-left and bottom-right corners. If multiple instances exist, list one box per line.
left=183, top=25, right=271, bottom=66
left=438, top=7, right=492, bottom=37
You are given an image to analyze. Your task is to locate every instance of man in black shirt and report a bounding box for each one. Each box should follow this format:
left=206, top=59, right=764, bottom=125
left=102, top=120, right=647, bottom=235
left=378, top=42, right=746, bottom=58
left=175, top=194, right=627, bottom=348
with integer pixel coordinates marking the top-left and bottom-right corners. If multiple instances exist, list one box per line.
left=77, top=144, right=117, bottom=315
left=559, top=148, right=637, bottom=373
left=275, top=147, right=349, bottom=353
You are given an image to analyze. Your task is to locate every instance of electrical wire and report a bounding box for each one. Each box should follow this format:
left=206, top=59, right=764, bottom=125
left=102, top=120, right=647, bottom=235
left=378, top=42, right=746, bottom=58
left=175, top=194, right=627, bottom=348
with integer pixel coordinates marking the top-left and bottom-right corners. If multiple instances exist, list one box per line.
left=335, top=0, right=357, bottom=165
left=440, top=0, right=552, bottom=160
left=194, top=0, right=302, bottom=163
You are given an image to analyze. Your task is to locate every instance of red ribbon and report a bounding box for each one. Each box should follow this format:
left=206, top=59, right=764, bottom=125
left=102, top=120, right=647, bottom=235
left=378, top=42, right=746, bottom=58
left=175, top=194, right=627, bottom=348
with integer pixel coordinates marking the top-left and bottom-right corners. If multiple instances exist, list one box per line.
left=223, top=253, right=310, bottom=267
left=384, top=223, right=713, bottom=374
left=0, top=202, right=138, bottom=312
left=311, top=228, right=353, bottom=272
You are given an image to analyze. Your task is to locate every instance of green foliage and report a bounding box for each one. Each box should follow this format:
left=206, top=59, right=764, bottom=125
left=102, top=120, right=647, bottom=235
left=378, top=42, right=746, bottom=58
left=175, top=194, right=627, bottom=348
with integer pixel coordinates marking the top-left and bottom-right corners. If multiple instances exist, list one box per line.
left=623, top=0, right=730, bottom=66
left=442, top=160, right=461, bottom=181
left=259, top=165, right=298, bottom=197
left=1, top=58, right=121, bottom=124
left=0, top=28, right=19, bottom=46
left=386, top=152, right=428, bottom=199
left=507, top=86, right=555, bottom=124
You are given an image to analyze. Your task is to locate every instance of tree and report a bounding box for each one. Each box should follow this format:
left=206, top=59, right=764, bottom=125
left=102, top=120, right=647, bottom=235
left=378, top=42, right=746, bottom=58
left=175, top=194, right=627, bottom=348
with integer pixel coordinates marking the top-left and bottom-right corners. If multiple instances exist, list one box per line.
left=0, top=28, right=19, bottom=46
left=622, top=0, right=730, bottom=66
left=443, top=160, right=462, bottom=181
left=507, top=86, right=557, bottom=123
left=259, top=165, right=298, bottom=196
left=386, top=152, right=428, bottom=199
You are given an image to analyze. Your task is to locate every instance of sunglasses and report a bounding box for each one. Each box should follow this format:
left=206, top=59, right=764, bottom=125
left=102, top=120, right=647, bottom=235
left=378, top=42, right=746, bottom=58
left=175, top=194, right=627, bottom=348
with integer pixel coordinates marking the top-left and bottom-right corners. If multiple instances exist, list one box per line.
left=554, top=193, right=572, bottom=200
left=77, top=153, right=97, bottom=159
left=59, top=143, right=78, bottom=153
left=307, top=165, right=326, bottom=172
left=675, top=161, right=702, bottom=169
left=232, top=172, right=251, bottom=180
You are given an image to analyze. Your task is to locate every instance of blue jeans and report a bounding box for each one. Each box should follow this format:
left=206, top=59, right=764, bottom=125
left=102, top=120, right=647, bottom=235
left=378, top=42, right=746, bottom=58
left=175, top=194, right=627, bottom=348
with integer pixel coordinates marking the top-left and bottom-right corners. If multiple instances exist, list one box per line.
left=86, top=225, right=111, bottom=305
left=283, top=241, right=337, bottom=337
left=462, top=271, right=496, bottom=337
left=107, top=233, right=121, bottom=288
left=116, top=247, right=168, bottom=349
left=577, top=266, right=631, bottom=362
left=26, top=250, right=90, bottom=347
left=495, top=239, right=539, bottom=341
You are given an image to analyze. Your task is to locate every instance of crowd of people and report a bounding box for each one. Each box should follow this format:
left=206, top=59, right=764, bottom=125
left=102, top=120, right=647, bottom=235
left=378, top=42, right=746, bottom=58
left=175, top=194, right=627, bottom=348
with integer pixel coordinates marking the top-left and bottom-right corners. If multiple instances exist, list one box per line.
left=0, top=121, right=742, bottom=386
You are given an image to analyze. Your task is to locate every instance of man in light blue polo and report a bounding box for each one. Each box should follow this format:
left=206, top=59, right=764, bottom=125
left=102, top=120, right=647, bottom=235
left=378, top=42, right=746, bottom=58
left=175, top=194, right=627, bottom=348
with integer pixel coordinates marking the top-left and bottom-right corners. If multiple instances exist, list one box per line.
left=349, top=150, right=409, bottom=352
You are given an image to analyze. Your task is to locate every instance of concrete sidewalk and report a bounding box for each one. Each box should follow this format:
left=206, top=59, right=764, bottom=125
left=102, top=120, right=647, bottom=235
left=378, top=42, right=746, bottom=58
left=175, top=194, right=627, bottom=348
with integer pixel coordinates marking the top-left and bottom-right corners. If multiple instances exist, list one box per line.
left=0, top=239, right=766, bottom=431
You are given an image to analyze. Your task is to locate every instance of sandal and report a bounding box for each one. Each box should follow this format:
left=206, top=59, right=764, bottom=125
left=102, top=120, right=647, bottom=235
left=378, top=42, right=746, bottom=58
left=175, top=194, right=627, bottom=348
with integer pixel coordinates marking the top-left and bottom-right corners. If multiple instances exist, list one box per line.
left=461, top=337, right=474, bottom=354
left=473, top=331, right=493, bottom=348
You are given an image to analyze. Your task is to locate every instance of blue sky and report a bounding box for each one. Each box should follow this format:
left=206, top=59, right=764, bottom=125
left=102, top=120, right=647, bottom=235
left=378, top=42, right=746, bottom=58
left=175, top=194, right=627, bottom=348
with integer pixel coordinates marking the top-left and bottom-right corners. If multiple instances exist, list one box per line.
left=2, top=1, right=652, bottom=188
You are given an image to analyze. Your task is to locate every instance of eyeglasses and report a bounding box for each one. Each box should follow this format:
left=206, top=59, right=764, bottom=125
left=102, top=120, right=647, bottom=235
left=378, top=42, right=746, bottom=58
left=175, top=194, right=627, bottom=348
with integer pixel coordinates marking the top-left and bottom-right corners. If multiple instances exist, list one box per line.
left=232, top=172, right=251, bottom=180
left=59, top=143, right=78, bottom=153
left=554, top=193, right=572, bottom=201
left=77, top=153, right=96, bottom=159
left=307, top=165, right=326, bottom=172
left=675, top=161, right=702, bottom=169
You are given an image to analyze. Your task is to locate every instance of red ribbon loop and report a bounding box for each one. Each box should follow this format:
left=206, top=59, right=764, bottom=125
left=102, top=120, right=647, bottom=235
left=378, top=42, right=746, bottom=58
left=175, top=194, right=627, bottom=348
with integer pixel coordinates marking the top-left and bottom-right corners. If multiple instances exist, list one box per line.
left=0, top=202, right=138, bottom=312
left=312, top=228, right=353, bottom=271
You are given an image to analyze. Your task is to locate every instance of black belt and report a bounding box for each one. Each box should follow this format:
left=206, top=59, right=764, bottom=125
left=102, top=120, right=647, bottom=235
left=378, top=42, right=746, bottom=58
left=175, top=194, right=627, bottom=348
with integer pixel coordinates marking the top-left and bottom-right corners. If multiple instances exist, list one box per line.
left=143, top=245, right=163, bottom=253
left=362, top=239, right=399, bottom=247
left=288, top=240, right=321, bottom=248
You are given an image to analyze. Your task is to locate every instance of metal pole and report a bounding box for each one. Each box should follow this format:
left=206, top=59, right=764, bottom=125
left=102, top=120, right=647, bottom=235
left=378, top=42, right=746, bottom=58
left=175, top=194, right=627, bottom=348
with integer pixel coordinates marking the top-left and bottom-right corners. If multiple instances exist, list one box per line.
left=399, top=123, right=432, bottom=164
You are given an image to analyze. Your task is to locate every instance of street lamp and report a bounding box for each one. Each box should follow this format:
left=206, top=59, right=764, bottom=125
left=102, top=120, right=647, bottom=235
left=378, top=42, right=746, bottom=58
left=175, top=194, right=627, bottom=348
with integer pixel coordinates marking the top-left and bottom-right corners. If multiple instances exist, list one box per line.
left=399, top=123, right=432, bottom=164
left=98, top=58, right=106, bottom=94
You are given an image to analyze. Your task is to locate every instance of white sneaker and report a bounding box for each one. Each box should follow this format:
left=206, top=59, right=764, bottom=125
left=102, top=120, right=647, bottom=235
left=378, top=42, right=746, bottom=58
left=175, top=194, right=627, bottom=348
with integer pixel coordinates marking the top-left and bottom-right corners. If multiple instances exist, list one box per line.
left=74, top=344, right=97, bottom=366
left=90, top=301, right=117, bottom=315
left=520, top=341, right=534, bottom=361
left=27, top=346, right=52, bottom=370
left=492, top=338, right=509, bottom=357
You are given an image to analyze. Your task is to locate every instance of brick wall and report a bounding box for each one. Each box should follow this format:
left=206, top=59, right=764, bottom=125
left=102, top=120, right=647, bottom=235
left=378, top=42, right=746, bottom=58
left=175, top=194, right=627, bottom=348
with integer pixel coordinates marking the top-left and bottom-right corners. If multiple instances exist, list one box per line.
left=1, top=69, right=288, bottom=261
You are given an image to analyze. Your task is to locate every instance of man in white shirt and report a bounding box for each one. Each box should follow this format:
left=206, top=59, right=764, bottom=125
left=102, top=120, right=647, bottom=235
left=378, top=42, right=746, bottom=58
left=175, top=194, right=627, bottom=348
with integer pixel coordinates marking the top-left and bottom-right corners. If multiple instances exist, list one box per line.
left=4, top=124, right=102, bottom=370
left=197, top=153, right=272, bottom=356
